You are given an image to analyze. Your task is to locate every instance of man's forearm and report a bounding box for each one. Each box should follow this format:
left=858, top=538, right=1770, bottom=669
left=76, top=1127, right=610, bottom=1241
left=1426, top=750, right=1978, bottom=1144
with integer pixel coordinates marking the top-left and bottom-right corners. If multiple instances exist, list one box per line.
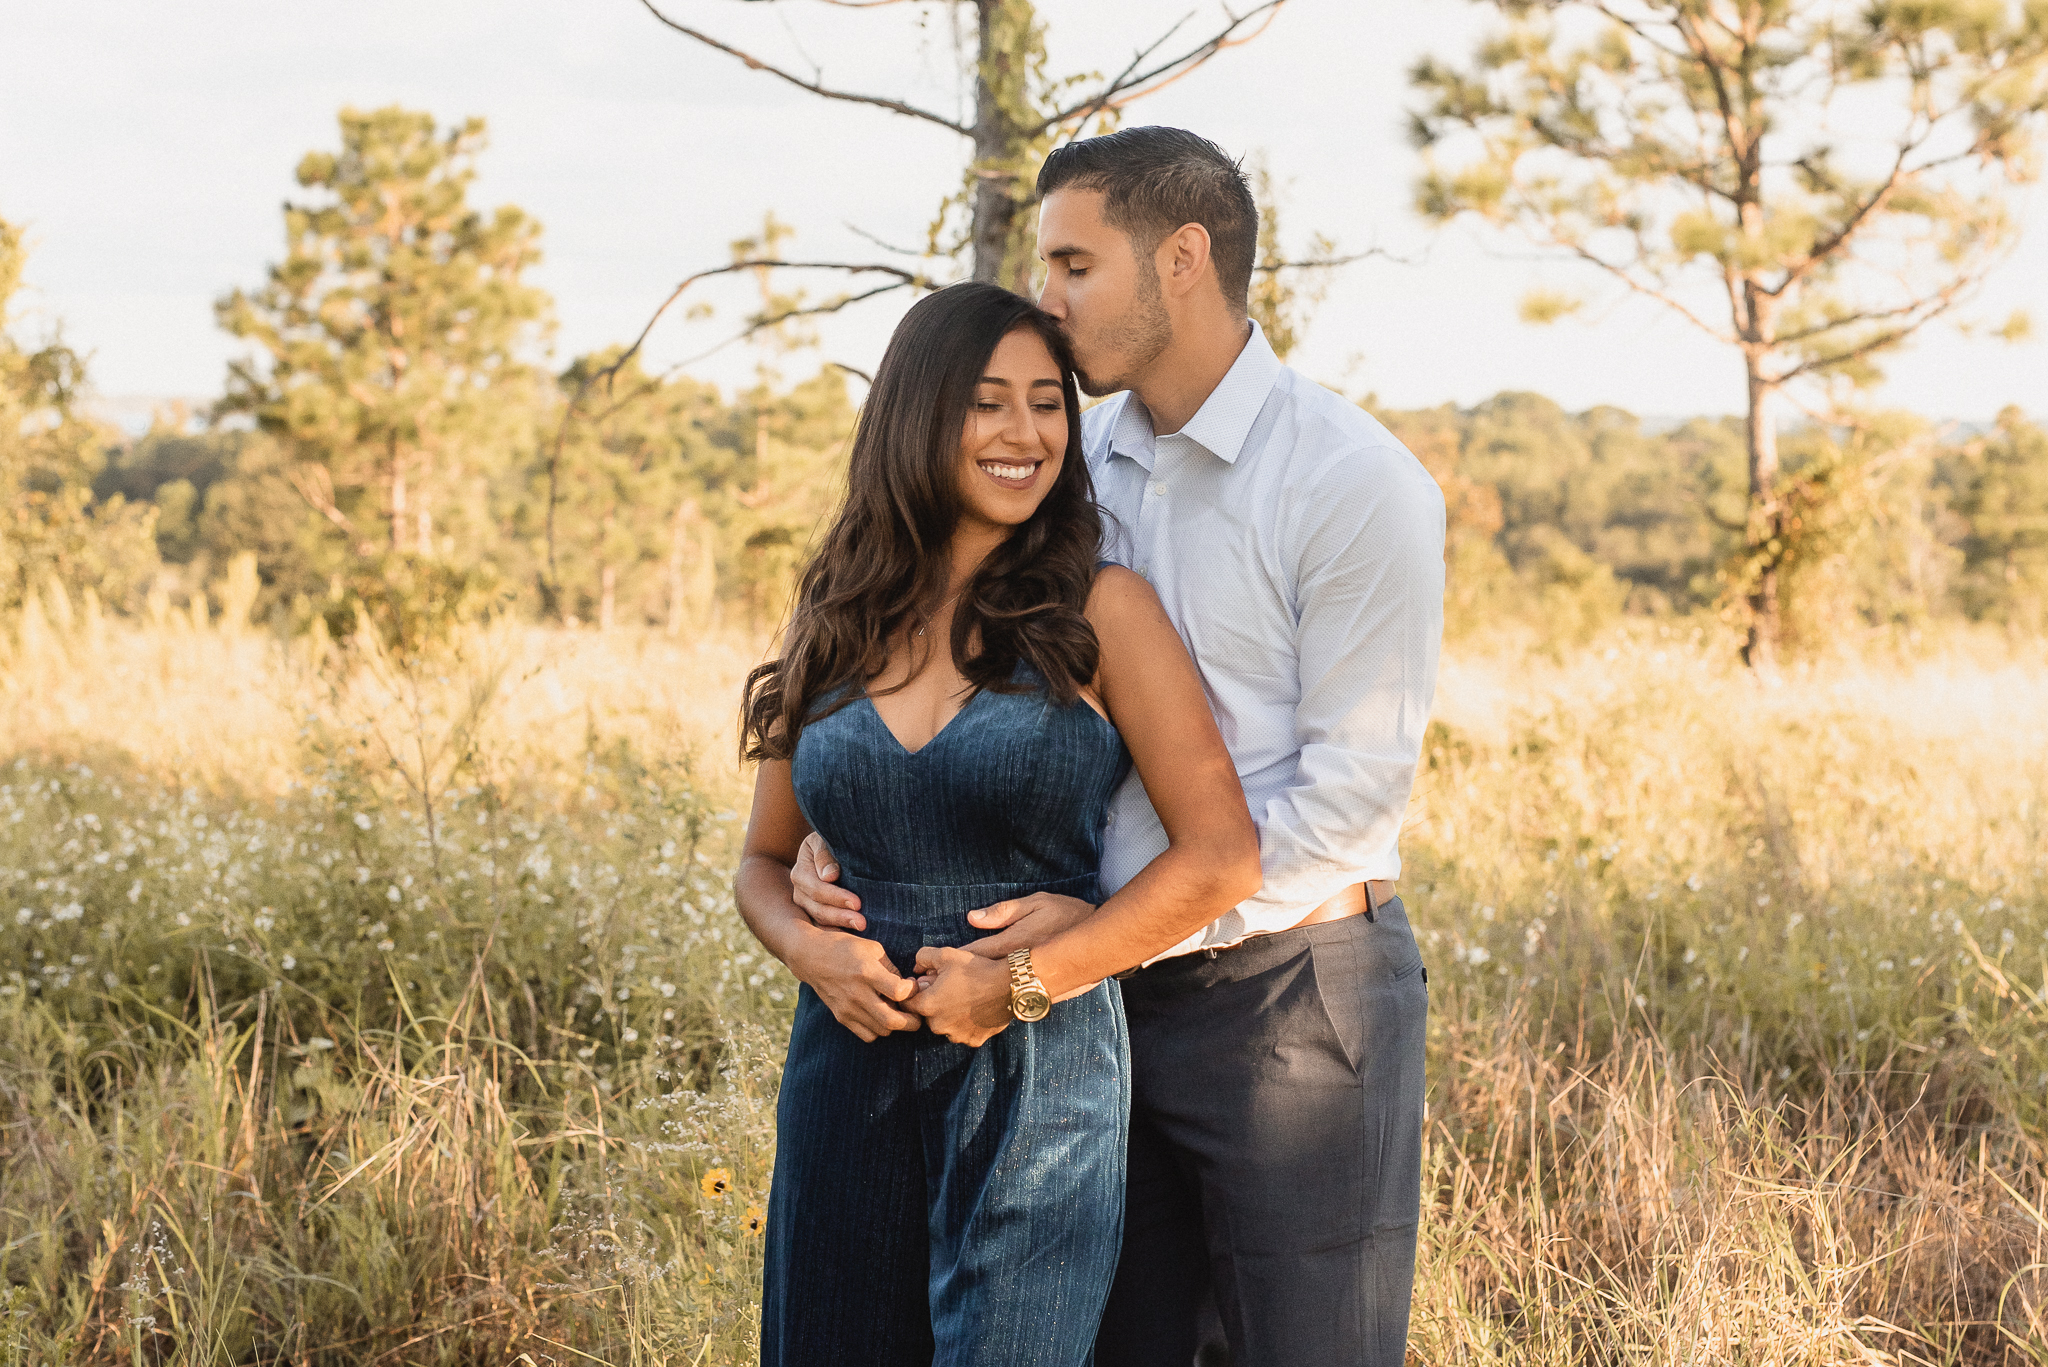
left=1033, top=850, right=1252, bottom=997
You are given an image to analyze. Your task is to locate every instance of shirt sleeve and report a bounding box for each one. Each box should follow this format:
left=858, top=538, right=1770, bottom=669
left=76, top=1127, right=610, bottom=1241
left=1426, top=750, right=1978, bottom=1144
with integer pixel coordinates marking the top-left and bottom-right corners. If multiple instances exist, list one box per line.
left=1232, top=444, right=1446, bottom=928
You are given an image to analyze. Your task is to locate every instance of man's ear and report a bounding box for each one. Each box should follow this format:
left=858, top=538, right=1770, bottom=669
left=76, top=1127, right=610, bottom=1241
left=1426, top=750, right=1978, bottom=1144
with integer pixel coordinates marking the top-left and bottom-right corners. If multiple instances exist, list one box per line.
left=1156, top=222, right=1215, bottom=302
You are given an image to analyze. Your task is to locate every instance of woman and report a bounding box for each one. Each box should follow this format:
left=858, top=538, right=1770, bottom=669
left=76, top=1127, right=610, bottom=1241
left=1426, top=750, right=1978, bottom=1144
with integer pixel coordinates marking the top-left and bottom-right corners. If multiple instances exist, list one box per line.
left=736, top=281, right=1258, bottom=1366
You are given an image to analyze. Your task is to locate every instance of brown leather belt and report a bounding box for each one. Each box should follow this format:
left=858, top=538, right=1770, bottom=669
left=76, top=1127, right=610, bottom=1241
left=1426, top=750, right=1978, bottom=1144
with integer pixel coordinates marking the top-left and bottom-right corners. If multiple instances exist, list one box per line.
left=1293, top=879, right=1397, bottom=928
left=1111, top=881, right=1398, bottom=978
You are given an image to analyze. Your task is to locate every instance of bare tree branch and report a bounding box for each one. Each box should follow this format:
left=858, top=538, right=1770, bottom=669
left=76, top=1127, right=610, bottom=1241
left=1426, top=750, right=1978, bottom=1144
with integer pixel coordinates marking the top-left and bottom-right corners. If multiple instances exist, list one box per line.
left=1045, top=13, right=1195, bottom=138
left=638, top=0, right=971, bottom=134
left=1253, top=245, right=1416, bottom=273
left=843, top=221, right=930, bottom=257
left=285, top=462, right=374, bottom=557
left=539, top=258, right=934, bottom=608
left=1036, top=1, right=1289, bottom=135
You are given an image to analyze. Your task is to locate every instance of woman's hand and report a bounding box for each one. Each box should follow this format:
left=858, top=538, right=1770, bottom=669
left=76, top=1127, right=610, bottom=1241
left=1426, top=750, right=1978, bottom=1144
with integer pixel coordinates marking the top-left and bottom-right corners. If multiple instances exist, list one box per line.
left=786, top=928, right=922, bottom=1043
left=908, top=947, right=1014, bottom=1047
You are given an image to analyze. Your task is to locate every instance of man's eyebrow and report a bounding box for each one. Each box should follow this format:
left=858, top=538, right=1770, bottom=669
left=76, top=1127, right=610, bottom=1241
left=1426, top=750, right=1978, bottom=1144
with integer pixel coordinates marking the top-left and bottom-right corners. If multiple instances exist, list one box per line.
left=1044, top=245, right=1090, bottom=261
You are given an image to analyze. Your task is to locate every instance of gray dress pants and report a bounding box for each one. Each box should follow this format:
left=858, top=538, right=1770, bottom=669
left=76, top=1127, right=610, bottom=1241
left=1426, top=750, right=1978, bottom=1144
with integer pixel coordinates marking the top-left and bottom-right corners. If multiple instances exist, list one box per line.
left=1093, top=902, right=1428, bottom=1367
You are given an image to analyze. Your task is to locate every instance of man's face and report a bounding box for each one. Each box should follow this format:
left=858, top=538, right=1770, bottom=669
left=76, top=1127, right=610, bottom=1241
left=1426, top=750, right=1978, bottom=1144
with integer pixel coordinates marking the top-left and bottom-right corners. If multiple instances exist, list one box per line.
left=1036, top=188, right=1171, bottom=397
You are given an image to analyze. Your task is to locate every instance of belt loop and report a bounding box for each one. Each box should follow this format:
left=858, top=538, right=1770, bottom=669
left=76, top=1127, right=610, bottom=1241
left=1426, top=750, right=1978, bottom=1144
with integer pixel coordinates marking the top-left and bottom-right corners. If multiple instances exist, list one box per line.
left=1204, top=947, right=1219, bottom=960
left=1363, top=881, right=1378, bottom=924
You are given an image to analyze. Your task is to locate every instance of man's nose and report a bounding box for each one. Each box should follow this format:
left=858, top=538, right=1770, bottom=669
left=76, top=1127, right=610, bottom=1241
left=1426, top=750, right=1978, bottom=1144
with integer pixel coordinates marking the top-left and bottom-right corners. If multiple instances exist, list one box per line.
left=1038, top=274, right=1065, bottom=318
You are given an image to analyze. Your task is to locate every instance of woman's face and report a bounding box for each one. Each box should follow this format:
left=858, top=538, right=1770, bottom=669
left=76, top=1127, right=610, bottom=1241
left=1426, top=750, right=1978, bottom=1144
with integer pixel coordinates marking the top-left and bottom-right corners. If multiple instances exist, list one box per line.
left=954, top=326, right=1069, bottom=537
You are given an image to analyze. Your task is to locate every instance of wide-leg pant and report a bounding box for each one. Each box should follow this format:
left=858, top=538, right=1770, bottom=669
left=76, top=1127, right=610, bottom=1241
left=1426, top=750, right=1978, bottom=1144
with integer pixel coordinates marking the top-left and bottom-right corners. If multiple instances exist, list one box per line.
left=761, top=876, right=1129, bottom=1367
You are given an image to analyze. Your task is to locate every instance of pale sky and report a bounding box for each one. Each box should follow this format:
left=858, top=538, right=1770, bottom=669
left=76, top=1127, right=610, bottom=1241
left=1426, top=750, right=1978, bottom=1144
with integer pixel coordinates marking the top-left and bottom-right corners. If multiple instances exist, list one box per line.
left=2, top=0, right=2042, bottom=421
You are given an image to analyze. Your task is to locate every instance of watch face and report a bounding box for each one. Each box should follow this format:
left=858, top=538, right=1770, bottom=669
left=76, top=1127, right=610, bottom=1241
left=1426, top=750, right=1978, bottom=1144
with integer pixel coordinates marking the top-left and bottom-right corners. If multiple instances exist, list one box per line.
left=1013, top=988, right=1052, bottom=1022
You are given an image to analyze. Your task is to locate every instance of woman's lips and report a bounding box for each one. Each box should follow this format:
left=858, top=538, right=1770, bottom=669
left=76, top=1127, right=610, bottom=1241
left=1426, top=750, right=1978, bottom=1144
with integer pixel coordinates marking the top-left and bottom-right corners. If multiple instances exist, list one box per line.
left=978, top=459, right=1041, bottom=490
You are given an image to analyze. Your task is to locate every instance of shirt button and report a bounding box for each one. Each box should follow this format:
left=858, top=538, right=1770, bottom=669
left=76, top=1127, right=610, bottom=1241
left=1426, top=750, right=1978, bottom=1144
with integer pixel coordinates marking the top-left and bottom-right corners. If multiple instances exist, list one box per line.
left=1150, top=482, right=1168, bottom=497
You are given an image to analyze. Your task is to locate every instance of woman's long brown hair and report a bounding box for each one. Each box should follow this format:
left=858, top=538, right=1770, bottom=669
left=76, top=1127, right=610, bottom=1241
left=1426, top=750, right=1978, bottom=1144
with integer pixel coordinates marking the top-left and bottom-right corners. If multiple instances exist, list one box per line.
left=741, top=282, right=1101, bottom=763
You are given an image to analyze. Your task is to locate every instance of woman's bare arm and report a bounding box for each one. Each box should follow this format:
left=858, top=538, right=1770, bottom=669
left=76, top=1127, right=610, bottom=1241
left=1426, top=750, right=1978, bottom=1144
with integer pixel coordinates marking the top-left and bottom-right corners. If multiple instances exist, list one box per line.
left=911, top=567, right=1261, bottom=1043
left=737, top=760, right=921, bottom=1042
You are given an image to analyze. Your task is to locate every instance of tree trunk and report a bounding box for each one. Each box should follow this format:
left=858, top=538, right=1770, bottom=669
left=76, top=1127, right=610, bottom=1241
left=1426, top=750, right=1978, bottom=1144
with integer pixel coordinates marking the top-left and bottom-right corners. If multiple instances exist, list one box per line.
left=969, top=0, right=1041, bottom=292
left=1743, top=359, right=1781, bottom=673
left=388, top=438, right=407, bottom=554
left=667, top=498, right=697, bottom=637
left=599, top=509, right=617, bottom=632
left=970, top=1, right=1015, bottom=285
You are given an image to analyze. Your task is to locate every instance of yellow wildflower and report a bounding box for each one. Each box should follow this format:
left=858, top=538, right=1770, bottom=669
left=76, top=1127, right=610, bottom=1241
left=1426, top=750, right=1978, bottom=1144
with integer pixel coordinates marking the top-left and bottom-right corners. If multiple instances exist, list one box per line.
left=700, top=1166, right=732, bottom=1199
left=744, top=1203, right=765, bottom=1235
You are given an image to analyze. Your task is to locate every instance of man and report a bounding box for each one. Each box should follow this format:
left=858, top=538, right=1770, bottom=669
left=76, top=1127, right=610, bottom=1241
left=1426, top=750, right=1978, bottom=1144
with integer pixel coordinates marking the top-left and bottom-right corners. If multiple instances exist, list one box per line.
left=793, top=126, right=1444, bottom=1366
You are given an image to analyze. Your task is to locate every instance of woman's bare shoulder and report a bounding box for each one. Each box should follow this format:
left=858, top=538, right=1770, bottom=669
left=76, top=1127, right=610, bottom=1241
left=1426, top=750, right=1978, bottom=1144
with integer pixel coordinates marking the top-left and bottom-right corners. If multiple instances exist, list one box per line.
left=1083, top=563, right=1161, bottom=624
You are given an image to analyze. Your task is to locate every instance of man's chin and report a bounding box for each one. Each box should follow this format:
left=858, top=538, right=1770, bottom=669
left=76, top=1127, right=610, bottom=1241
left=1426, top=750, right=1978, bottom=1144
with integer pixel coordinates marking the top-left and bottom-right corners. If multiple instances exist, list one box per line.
left=1075, top=368, right=1124, bottom=398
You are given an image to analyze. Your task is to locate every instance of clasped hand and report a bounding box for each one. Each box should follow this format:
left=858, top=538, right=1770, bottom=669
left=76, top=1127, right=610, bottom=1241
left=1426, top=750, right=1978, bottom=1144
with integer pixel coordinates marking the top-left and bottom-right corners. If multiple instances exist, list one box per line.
left=788, top=835, right=1098, bottom=1046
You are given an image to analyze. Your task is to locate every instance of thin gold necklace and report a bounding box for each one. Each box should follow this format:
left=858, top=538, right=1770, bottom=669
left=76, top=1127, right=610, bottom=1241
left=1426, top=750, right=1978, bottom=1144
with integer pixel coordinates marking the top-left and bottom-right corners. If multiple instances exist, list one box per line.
left=915, top=587, right=965, bottom=638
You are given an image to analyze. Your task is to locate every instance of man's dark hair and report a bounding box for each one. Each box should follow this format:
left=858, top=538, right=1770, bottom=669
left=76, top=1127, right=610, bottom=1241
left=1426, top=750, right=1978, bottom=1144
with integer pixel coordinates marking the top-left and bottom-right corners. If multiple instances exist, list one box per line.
left=1037, top=126, right=1258, bottom=315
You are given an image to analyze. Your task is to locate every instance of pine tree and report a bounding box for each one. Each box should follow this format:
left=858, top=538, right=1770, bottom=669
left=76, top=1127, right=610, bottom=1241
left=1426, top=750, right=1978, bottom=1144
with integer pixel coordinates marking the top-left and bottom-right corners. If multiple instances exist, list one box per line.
left=1411, top=0, right=2048, bottom=669
left=217, top=107, right=551, bottom=567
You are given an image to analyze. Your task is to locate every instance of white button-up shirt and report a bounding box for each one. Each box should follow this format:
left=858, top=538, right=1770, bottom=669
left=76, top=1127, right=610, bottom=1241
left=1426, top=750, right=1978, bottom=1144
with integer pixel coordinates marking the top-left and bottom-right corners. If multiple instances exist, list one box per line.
left=1088, top=321, right=1446, bottom=960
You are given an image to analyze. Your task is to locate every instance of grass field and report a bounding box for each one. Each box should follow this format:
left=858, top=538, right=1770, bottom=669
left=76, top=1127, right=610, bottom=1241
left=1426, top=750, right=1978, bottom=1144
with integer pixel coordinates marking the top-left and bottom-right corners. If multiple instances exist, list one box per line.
left=2, top=591, right=2044, bottom=1365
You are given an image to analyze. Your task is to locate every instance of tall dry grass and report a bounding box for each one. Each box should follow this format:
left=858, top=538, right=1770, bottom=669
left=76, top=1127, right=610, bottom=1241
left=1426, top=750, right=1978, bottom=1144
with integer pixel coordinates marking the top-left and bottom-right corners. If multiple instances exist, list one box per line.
left=1, top=592, right=2044, bottom=1364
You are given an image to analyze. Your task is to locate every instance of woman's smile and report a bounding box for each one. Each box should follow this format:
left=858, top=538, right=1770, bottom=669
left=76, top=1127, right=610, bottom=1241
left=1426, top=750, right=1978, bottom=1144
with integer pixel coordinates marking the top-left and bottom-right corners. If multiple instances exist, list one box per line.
left=977, top=457, right=1043, bottom=490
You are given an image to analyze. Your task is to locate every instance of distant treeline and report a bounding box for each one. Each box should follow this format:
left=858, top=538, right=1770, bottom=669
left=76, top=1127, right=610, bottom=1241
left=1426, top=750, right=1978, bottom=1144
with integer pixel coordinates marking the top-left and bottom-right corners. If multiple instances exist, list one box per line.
left=40, top=380, right=2048, bottom=654
left=1381, top=395, right=2048, bottom=648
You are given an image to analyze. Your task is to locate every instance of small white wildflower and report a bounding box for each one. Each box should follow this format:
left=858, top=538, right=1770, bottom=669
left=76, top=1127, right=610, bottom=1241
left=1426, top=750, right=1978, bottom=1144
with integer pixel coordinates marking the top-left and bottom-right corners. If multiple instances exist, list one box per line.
left=617, top=987, right=631, bottom=1001
left=282, top=955, right=296, bottom=971
left=1785, top=912, right=1802, bottom=930
left=14, top=908, right=29, bottom=925
left=377, top=939, right=395, bottom=952
left=1682, top=947, right=1696, bottom=964
left=175, top=912, right=191, bottom=927
left=353, top=813, right=372, bottom=830
left=623, top=1028, right=639, bottom=1043
left=662, top=1008, right=675, bottom=1021
left=54, top=902, right=83, bottom=922
left=126, top=881, right=141, bottom=904
left=1465, top=946, right=1490, bottom=966
left=1877, top=959, right=1894, bottom=971
left=386, top=885, right=401, bottom=903
left=1757, top=894, right=1771, bottom=907
left=1686, top=874, right=1703, bottom=892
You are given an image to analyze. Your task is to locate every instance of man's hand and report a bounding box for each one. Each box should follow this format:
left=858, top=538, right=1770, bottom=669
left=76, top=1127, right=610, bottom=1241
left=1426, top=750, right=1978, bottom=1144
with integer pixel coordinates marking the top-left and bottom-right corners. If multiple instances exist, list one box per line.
left=785, top=929, right=920, bottom=1042
left=963, top=892, right=1107, bottom=1001
left=909, top=947, right=1013, bottom=1047
left=962, top=892, right=1096, bottom=956
left=790, top=832, right=864, bottom=931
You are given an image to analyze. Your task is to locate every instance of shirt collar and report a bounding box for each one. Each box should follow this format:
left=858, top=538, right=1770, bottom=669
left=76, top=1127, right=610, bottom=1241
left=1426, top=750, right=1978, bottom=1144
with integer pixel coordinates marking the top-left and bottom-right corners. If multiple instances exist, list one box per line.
left=1106, top=319, right=1282, bottom=473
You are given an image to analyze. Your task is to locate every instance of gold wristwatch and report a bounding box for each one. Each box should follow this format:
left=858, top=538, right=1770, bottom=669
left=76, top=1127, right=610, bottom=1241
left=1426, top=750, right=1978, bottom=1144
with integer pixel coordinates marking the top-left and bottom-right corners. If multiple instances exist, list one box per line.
left=1006, top=948, right=1052, bottom=1022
